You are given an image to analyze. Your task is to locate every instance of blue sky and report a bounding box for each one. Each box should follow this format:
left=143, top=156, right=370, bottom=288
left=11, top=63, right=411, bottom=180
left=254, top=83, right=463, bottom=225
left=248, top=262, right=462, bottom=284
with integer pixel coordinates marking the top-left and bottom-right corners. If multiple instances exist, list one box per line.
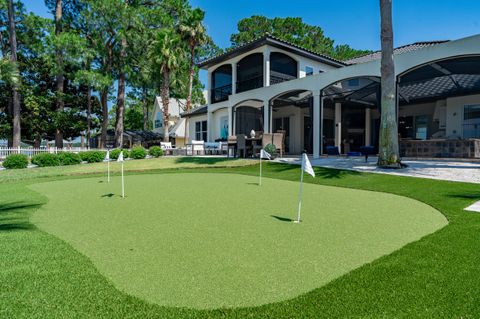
left=24, top=0, right=480, bottom=85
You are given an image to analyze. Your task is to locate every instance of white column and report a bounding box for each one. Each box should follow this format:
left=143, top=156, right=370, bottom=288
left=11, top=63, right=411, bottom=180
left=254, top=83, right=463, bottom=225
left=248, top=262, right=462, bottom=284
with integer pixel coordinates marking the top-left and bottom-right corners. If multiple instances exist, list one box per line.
left=207, top=109, right=213, bottom=142
left=365, top=107, right=371, bottom=146
left=334, top=102, right=342, bottom=149
left=263, top=48, right=270, bottom=87
left=313, top=93, right=321, bottom=158
left=228, top=105, right=233, bottom=136
left=263, top=99, right=269, bottom=133
left=207, top=70, right=212, bottom=104
left=231, top=62, right=237, bottom=94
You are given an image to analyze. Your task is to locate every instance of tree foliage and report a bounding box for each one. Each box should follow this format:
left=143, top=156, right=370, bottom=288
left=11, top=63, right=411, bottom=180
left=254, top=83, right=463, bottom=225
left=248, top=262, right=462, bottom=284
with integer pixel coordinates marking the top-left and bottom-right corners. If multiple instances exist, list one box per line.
left=230, top=16, right=370, bottom=61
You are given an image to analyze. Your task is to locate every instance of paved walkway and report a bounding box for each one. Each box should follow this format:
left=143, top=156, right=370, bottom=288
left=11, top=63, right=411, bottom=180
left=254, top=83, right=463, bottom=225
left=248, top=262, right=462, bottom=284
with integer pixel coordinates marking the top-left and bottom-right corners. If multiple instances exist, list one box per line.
left=274, top=156, right=480, bottom=184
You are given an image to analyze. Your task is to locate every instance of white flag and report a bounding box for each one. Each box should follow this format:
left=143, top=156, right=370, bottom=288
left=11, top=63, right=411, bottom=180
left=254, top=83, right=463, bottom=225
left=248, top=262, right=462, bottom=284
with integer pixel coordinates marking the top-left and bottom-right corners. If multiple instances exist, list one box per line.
left=260, top=149, right=271, bottom=160
left=301, top=153, right=315, bottom=177
left=117, top=151, right=124, bottom=162
left=105, top=150, right=110, bottom=161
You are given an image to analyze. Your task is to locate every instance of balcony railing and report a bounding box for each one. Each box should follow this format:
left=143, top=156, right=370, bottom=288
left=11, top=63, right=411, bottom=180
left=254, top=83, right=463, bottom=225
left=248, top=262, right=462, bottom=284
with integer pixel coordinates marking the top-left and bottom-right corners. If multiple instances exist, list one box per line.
left=211, top=84, right=232, bottom=103
left=236, top=75, right=263, bottom=93
left=270, top=70, right=297, bottom=85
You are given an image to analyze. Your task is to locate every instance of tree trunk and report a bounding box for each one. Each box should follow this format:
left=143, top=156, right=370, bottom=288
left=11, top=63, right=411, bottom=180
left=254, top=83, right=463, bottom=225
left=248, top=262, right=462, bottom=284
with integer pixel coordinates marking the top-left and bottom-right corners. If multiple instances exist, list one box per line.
left=86, top=85, right=91, bottom=148
left=7, top=0, right=20, bottom=148
left=377, top=0, right=400, bottom=168
left=184, top=44, right=195, bottom=144
left=142, top=87, right=148, bottom=131
left=161, top=68, right=170, bottom=142
left=114, top=37, right=127, bottom=148
left=54, top=0, right=64, bottom=148
left=100, top=90, right=108, bottom=148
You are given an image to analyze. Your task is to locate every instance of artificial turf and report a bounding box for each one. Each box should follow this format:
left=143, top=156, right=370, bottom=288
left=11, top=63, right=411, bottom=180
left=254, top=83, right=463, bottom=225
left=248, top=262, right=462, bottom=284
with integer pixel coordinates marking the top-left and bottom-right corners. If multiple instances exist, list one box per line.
left=29, top=173, right=445, bottom=309
left=1, top=159, right=480, bottom=318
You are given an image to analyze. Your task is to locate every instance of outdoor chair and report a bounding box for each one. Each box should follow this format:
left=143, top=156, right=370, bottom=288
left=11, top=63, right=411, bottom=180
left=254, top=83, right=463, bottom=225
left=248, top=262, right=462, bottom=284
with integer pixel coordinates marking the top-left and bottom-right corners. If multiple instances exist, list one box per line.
left=160, top=142, right=175, bottom=155
left=326, top=146, right=340, bottom=156
left=359, top=146, right=376, bottom=162
left=272, top=132, right=284, bottom=157
left=204, top=142, right=221, bottom=155
left=227, top=136, right=237, bottom=158
left=253, top=133, right=272, bottom=156
left=236, top=135, right=252, bottom=158
left=188, top=140, right=205, bottom=156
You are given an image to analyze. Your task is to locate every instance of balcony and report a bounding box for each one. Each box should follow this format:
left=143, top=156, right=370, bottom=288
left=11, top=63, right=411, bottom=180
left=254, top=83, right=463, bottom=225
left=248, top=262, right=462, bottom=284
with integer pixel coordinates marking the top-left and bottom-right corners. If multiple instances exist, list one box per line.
left=270, top=70, right=297, bottom=85
left=236, top=75, right=263, bottom=93
left=211, top=84, right=232, bottom=103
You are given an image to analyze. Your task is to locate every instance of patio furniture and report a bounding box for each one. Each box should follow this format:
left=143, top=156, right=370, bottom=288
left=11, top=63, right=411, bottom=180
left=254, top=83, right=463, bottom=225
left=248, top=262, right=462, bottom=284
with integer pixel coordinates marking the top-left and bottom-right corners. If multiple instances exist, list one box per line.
left=160, top=142, right=175, bottom=155
left=186, top=140, right=205, bottom=156
left=252, top=133, right=272, bottom=156
left=204, top=142, right=221, bottom=155
left=326, top=146, right=340, bottom=156
left=359, top=146, right=376, bottom=162
left=272, top=132, right=285, bottom=157
left=227, top=136, right=237, bottom=158
left=236, top=135, right=252, bottom=158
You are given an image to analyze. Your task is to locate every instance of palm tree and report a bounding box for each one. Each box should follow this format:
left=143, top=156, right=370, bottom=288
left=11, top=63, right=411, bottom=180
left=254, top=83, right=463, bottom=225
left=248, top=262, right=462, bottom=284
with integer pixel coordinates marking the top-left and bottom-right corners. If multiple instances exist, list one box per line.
left=7, top=0, right=21, bottom=148
left=179, top=8, right=207, bottom=142
left=149, top=29, right=183, bottom=142
left=378, top=0, right=400, bottom=168
left=53, top=0, right=64, bottom=148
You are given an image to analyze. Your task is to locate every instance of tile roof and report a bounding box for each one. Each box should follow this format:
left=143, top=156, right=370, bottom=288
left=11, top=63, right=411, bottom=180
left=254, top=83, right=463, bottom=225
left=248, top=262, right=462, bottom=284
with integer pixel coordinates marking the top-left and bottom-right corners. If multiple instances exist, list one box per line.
left=344, top=41, right=450, bottom=65
left=180, top=105, right=208, bottom=117
left=197, top=34, right=346, bottom=69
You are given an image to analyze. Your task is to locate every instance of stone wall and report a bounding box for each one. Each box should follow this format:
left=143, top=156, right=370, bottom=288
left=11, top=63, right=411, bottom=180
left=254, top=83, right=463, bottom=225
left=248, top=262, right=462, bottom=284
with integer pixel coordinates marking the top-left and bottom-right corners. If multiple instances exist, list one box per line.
left=400, top=139, right=480, bottom=158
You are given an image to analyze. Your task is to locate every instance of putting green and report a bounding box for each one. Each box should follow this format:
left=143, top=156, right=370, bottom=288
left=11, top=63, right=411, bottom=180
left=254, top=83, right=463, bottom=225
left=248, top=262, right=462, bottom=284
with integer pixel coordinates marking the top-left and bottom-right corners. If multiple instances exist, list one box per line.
left=29, top=173, right=447, bottom=309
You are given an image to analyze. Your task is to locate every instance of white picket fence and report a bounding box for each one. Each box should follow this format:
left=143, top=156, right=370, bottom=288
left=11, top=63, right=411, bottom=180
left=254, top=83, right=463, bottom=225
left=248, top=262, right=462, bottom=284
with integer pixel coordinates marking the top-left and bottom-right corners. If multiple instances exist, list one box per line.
left=0, top=147, right=103, bottom=160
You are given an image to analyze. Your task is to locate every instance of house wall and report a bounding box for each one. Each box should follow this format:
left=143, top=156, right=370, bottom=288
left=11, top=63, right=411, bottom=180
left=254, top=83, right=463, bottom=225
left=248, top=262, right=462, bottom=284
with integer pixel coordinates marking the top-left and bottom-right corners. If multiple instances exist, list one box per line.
left=211, top=108, right=229, bottom=141
left=445, top=94, right=480, bottom=138
left=189, top=115, right=208, bottom=142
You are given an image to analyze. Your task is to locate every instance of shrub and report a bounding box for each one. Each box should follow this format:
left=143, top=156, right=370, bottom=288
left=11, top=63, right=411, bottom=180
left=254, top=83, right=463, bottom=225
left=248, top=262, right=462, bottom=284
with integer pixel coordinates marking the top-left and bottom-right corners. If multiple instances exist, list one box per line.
left=58, top=152, right=82, bottom=165
left=110, top=149, right=129, bottom=160
left=80, top=150, right=105, bottom=163
left=130, top=146, right=146, bottom=159
left=2, top=154, right=28, bottom=169
left=263, top=143, right=277, bottom=159
left=31, top=153, right=60, bottom=167
left=149, top=146, right=164, bottom=158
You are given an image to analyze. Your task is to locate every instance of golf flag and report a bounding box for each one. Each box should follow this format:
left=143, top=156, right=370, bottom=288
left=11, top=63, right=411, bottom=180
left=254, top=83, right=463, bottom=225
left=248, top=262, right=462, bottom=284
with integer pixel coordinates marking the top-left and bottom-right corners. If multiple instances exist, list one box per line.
left=296, top=153, right=315, bottom=223
left=105, top=150, right=110, bottom=183
left=260, top=149, right=271, bottom=160
left=301, top=153, right=315, bottom=178
left=117, top=151, right=125, bottom=198
left=259, top=149, right=271, bottom=186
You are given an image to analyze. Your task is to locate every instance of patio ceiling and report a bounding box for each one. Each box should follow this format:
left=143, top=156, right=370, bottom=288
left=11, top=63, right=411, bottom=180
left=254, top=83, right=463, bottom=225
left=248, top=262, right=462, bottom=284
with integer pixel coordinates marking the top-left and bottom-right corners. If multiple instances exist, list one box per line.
left=272, top=90, right=312, bottom=108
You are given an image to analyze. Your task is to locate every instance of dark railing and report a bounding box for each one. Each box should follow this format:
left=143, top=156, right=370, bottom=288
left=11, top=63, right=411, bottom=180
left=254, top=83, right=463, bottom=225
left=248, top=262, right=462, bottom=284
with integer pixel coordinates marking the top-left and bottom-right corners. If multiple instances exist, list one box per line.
left=211, top=84, right=232, bottom=103
left=270, top=70, right=297, bottom=85
left=236, top=75, right=263, bottom=93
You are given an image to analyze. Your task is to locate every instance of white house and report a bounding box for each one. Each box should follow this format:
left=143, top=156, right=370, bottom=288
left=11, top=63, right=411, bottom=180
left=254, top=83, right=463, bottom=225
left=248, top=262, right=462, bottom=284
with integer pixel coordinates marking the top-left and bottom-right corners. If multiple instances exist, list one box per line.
left=182, top=34, right=480, bottom=158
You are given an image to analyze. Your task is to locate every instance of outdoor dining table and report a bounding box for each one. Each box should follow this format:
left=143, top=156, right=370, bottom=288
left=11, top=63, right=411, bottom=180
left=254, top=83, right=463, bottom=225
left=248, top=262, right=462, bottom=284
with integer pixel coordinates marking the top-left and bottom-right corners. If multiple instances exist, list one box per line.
left=245, top=137, right=262, bottom=157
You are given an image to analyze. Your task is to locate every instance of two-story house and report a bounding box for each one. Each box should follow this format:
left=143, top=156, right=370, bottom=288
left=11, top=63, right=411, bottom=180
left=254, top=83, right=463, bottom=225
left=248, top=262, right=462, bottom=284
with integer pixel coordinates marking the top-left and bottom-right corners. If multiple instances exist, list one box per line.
left=183, top=34, right=480, bottom=158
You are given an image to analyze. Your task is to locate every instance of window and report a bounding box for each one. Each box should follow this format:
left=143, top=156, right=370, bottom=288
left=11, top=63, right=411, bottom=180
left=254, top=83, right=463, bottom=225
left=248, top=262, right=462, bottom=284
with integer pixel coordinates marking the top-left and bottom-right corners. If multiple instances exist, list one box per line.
left=154, top=112, right=163, bottom=129
left=195, top=120, right=207, bottom=141
left=305, top=66, right=313, bottom=76
left=463, top=104, right=480, bottom=138
left=348, top=78, right=359, bottom=87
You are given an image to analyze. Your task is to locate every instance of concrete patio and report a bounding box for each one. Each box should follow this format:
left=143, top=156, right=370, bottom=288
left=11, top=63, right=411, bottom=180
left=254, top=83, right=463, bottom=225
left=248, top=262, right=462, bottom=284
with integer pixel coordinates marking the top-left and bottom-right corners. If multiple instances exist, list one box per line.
left=274, top=156, right=480, bottom=184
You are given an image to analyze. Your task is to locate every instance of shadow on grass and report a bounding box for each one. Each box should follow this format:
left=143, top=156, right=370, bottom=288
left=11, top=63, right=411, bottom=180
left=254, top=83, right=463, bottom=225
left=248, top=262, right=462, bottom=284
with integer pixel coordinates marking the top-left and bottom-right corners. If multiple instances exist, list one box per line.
left=266, top=162, right=361, bottom=179
left=0, top=201, right=41, bottom=232
left=101, top=193, right=115, bottom=198
left=271, top=215, right=294, bottom=222
left=446, top=192, right=480, bottom=200
left=174, top=157, right=237, bottom=165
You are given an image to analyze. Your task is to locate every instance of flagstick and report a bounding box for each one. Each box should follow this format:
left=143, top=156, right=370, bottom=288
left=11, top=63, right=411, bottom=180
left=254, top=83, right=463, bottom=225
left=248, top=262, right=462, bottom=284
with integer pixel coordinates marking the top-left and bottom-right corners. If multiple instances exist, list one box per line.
left=259, top=156, right=262, bottom=186
left=121, top=161, right=125, bottom=198
left=296, top=168, right=304, bottom=223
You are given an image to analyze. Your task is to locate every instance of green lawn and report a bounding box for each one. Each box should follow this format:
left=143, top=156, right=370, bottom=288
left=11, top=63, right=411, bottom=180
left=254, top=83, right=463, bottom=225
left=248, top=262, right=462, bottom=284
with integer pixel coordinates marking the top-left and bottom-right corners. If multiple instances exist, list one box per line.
left=29, top=173, right=445, bottom=309
left=1, top=159, right=480, bottom=318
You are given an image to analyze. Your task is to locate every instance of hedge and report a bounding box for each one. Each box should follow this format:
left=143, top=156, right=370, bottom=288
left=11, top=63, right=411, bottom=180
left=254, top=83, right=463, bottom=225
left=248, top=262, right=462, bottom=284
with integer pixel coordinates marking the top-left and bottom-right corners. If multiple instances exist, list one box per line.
left=58, top=152, right=82, bottom=165
left=31, top=153, right=60, bottom=167
left=80, top=150, right=105, bottom=163
left=110, top=149, right=129, bottom=160
left=2, top=154, right=29, bottom=169
left=148, top=146, right=164, bottom=158
left=130, top=147, right=146, bottom=159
